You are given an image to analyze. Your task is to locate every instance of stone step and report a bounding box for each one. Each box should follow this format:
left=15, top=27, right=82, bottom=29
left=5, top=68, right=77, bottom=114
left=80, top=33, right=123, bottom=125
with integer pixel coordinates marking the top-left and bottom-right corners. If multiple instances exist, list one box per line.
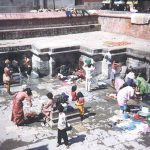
left=0, top=24, right=101, bottom=40
left=0, top=16, right=99, bottom=30
left=51, top=109, right=80, bottom=118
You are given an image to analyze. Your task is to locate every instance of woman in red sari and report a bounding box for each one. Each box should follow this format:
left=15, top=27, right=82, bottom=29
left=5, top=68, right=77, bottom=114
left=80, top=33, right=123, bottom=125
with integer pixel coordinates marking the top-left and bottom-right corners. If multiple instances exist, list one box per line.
left=11, top=88, right=32, bottom=126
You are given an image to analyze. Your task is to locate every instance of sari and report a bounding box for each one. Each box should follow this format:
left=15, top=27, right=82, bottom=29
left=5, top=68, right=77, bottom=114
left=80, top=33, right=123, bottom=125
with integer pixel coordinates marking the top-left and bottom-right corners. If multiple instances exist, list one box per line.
left=11, top=92, right=30, bottom=125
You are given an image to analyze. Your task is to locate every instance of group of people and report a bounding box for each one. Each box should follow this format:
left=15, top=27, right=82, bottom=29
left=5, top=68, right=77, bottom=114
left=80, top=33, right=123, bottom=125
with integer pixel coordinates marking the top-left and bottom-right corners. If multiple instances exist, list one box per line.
left=2, top=55, right=32, bottom=94
left=10, top=83, right=85, bottom=149
left=105, top=50, right=149, bottom=114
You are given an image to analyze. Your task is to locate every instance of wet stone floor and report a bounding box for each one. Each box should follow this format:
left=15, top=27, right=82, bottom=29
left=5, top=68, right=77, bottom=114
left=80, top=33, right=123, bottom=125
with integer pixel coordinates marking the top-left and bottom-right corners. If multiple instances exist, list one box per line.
left=0, top=77, right=150, bottom=150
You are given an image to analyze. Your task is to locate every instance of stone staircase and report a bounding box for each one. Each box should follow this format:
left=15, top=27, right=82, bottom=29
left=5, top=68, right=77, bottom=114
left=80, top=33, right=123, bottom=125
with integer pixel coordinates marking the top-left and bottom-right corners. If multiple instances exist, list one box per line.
left=0, top=15, right=100, bottom=40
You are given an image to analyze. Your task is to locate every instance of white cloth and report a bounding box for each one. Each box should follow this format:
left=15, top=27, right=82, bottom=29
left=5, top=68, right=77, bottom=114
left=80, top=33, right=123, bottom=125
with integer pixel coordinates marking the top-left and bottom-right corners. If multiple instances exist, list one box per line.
left=125, top=72, right=135, bottom=80
left=83, top=65, right=95, bottom=91
left=117, top=86, right=135, bottom=106
left=105, top=52, right=112, bottom=65
left=58, top=112, right=66, bottom=130
left=83, top=65, right=95, bottom=79
left=131, top=13, right=150, bottom=24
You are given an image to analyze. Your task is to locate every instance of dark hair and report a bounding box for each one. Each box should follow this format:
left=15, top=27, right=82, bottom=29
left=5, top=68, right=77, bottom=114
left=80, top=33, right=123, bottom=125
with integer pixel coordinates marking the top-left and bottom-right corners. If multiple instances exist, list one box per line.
left=77, top=92, right=84, bottom=99
left=47, top=92, right=53, bottom=99
left=87, top=64, right=91, bottom=68
left=23, top=88, right=32, bottom=96
left=58, top=104, right=64, bottom=112
left=72, top=85, right=77, bottom=92
left=131, top=82, right=137, bottom=88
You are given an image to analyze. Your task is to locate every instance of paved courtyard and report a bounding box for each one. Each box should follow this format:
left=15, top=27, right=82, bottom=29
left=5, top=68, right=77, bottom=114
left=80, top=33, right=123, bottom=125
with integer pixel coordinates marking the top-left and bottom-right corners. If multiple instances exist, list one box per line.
left=0, top=29, right=150, bottom=150
left=0, top=75, right=150, bottom=150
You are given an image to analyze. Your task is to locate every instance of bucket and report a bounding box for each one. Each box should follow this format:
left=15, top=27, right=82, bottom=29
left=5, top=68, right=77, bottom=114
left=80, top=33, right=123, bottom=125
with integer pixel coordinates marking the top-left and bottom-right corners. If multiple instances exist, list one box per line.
left=85, top=58, right=92, bottom=65
left=147, top=115, right=150, bottom=124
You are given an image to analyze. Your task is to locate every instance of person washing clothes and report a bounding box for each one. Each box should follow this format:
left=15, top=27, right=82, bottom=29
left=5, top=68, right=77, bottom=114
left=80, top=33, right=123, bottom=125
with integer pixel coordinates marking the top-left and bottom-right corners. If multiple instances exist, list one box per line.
left=83, top=59, right=95, bottom=92
left=117, top=83, right=136, bottom=114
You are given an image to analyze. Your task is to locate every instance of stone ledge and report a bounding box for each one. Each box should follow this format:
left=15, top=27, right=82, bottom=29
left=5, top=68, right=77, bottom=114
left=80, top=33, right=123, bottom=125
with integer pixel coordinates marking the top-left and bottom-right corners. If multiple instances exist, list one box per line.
left=0, top=24, right=101, bottom=40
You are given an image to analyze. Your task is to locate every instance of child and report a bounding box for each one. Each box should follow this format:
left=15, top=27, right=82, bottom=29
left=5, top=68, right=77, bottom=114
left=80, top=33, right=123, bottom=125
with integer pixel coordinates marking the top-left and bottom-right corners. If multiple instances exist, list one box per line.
left=41, top=92, right=54, bottom=126
left=57, top=104, right=69, bottom=149
left=75, top=92, right=85, bottom=121
left=71, top=85, right=77, bottom=101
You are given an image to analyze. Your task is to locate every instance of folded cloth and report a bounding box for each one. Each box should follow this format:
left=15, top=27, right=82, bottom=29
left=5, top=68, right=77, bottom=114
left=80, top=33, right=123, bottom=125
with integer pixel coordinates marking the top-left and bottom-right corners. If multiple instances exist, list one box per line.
left=131, top=14, right=150, bottom=24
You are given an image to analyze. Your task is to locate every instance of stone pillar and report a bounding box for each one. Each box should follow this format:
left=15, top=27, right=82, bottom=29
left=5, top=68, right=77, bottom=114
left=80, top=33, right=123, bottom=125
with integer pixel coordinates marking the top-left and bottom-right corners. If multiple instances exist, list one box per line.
left=39, top=0, right=44, bottom=8
left=49, top=56, right=56, bottom=77
left=101, top=58, right=109, bottom=79
left=32, top=53, right=50, bottom=77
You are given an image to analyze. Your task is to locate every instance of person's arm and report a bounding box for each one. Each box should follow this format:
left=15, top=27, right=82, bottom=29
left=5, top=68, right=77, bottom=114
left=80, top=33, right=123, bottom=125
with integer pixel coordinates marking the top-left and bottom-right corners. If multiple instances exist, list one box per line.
left=44, top=100, right=53, bottom=110
left=26, top=96, right=32, bottom=107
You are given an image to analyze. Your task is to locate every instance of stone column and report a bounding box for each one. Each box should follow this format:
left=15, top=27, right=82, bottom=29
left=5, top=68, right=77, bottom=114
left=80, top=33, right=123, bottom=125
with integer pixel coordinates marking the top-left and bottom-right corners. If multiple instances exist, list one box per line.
left=39, top=0, right=44, bottom=8
left=32, top=53, right=50, bottom=77
left=49, top=56, right=56, bottom=77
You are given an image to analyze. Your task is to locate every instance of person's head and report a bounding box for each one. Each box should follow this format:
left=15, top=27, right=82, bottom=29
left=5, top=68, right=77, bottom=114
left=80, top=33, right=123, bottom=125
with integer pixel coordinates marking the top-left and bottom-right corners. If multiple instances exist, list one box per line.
left=131, top=82, right=137, bottom=89
left=47, top=92, right=53, bottom=99
left=72, top=85, right=77, bottom=92
left=87, top=64, right=92, bottom=68
left=4, top=67, right=10, bottom=74
left=77, top=92, right=84, bottom=99
left=23, top=88, right=32, bottom=96
left=5, top=59, right=11, bottom=65
left=57, top=104, right=64, bottom=113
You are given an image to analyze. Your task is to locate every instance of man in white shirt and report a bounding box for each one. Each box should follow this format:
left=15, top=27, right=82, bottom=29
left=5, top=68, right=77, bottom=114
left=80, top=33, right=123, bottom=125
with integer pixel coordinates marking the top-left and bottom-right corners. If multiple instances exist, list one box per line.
left=83, top=63, right=95, bottom=92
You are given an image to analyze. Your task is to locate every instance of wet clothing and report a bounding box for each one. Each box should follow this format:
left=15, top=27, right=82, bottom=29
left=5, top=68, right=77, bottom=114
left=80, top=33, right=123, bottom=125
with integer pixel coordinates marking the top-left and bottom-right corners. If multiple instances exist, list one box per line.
left=11, top=92, right=32, bottom=125
left=136, top=77, right=149, bottom=95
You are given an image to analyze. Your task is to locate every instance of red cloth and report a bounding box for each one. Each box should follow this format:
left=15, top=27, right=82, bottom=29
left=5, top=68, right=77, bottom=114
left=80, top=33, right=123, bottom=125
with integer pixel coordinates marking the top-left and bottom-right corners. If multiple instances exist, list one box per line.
left=11, top=92, right=29, bottom=125
left=76, top=70, right=85, bottom=78
left=71, top=91, right=77, bottom=101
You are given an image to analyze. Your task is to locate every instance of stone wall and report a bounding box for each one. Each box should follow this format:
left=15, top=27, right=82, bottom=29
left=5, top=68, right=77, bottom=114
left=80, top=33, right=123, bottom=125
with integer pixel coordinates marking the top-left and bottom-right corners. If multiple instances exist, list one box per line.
left=98, top=16, right=150, bottom=40
left=0, top=16, right=98, bottom=30
left=0, top=15, right=100, bottom=40
left=0, top=0, right=33, bottom=13
left=84, top=0, right=103, bottom=9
